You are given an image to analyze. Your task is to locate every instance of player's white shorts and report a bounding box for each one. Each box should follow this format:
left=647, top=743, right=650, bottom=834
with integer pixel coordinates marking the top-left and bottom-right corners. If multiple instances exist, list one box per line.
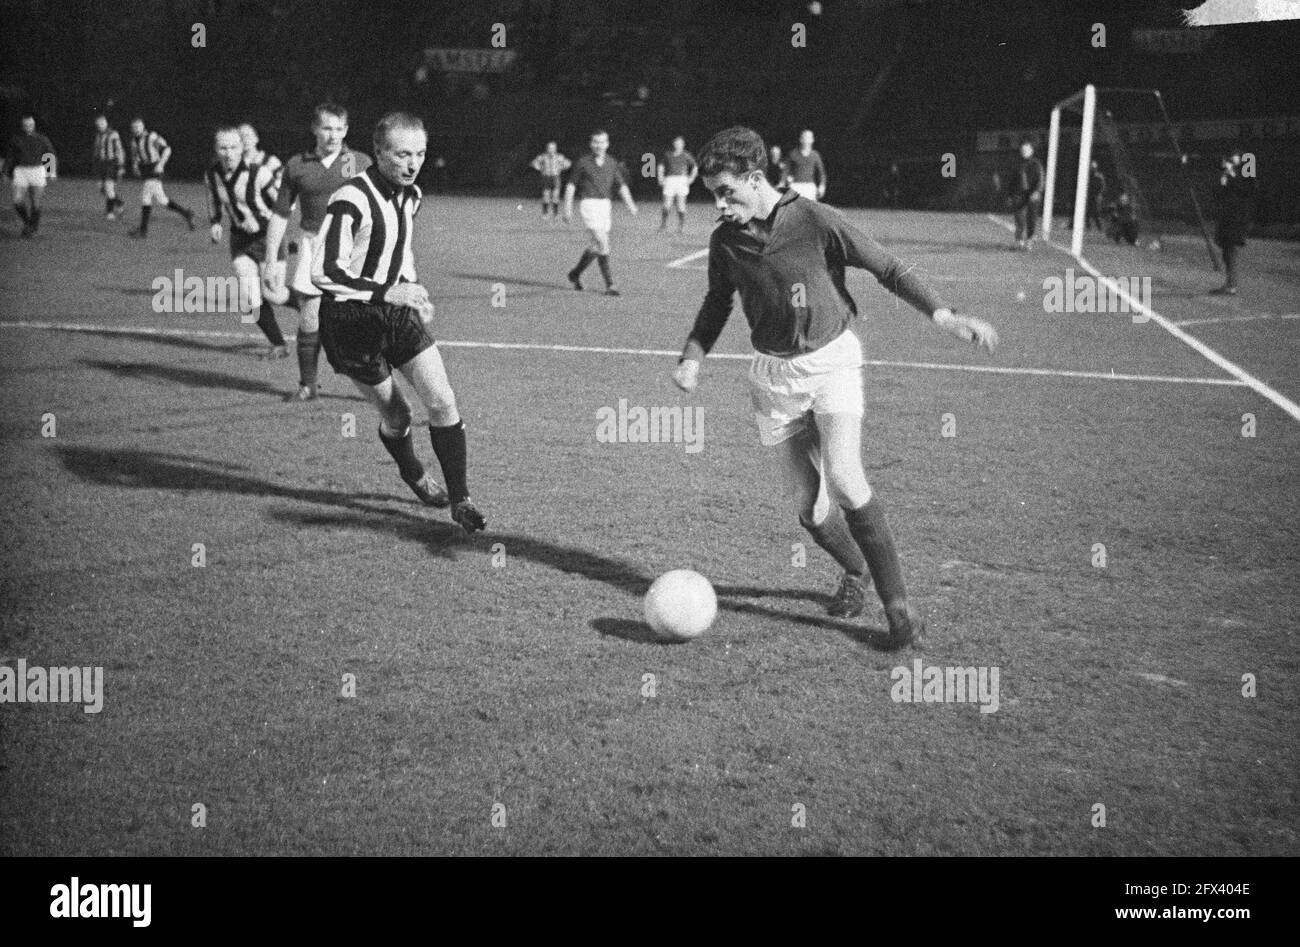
left=292, top=229, right=321, bottom=296
left=749, top=329, right=864, bottom=447
left=11, top=166, right=47, bottom=192
left=141, top=178, right=169, bottom=205
left=661, top=175, right=690, bottom=200
left=578, top=197, right=612, bottom=234
left=789, top=181, right=819, bottom=202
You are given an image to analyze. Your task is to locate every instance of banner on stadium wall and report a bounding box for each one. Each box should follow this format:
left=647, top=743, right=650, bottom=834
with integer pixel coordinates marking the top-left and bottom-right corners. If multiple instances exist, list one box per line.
left=422, top=48, right=517, bottom=73
left=977, top=116, right=1300, bottom=152
left=1130, top=28, right=1217, bottom=53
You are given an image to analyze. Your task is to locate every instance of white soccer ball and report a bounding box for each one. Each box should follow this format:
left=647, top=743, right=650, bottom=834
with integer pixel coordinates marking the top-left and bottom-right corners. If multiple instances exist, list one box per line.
left=644, top=569, right=717, bottom=640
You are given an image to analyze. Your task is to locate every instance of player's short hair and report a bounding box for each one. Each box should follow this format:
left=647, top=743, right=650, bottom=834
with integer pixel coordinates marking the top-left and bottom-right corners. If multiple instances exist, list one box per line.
left=697, top=126, right=768, bottom=179
left=313, top=103, right=348, bottom=127
left=373, top=112, right=425, bottom=152
left=590, top=129, right=609, bottom=139
left=214, top=123, right=241, bottom=138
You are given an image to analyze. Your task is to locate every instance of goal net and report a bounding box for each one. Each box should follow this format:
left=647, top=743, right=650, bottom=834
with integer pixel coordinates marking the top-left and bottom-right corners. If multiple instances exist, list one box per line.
left=1043, top=85, right=1219, bottom=269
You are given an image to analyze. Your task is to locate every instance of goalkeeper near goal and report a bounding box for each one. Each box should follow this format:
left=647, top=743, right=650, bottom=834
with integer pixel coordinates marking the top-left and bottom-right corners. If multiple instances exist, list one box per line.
left=671, top=126, right=998, bottom=650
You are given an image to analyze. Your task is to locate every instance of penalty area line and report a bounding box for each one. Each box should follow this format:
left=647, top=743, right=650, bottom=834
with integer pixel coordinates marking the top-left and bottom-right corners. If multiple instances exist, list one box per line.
left=666, top=248, right=709, bottom=269
left=0, top=321, right=1247, bottom=387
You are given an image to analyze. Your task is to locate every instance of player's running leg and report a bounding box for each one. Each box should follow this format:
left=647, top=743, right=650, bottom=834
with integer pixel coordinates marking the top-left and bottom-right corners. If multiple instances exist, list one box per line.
left=398, top=345, right=486, bottom=532
left=232, top=255, right=288, bottom=358
left=349, top=374, right=451, bottom=509
left=12, top=177, right=33, bottom=236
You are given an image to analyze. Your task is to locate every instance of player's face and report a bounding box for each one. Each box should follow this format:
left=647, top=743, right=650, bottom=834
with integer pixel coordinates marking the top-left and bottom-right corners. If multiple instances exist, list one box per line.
left=590, top=134, right=608, bottom=157
left=21, top=117, right=36, bottom=134
left=377, top=128, right=427, bottom=188
left=131, top=120, right=144, bottom=136
left=215, top=131, right=243, bottom=171
left=546, top=142, right=557, bottom=154
left=313, top=113, right=347, bottom=156
left=800, top=131, right=813, bottom=149
left=673, top=137, right=684, bottom=152
left=704, top=169, right=764, bottom=225
left=94, top=117, right=108, bottom=132
left=238, top=125, right=257, bottom=154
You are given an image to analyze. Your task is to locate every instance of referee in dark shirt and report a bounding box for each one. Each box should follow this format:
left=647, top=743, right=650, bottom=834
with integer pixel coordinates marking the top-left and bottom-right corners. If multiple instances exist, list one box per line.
left=311, top=112, right=485, bottom=533
left=673, top=126, right=998, bottom=649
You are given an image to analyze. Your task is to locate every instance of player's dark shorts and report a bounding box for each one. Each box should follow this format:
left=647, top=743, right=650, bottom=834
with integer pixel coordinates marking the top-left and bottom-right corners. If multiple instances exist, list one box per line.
left=541, top=174, right=561, bottom=190
left=229, top=228, right=286, bottom=263
left=319, top=296, right=435, bottom=386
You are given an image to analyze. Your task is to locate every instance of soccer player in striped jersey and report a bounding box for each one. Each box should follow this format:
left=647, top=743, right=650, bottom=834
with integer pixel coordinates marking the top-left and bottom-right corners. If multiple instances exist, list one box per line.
left=239, top=123, right=282, bottom=186
left=312, top=112, right=486, bottom=533
left=205, top=126, right=290, bottom=359
left=673, top=127, right=998, bottom=649
left=657, top=136, right=697, bottom=233
left=530, top=142, right=570, bottom=220
left=4, top=114, right=56, bottom=237
left=266, top=104, right=372, bottom=401
left=127, top=117, right=195, bottom=237
left=785, top=129, right=827, bottom=202
left=91, top=114, right=126, bottom=219
left=562, top=130, right=638, bottom=296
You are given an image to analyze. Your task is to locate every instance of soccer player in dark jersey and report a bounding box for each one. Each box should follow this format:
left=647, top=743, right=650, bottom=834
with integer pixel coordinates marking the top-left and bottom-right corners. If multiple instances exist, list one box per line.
left=786, top=129, right=827, bottom=202
left=562, top=130, right=638, bottom=296
left=767, top=144, right=788, bottom=190
left=1209, top=150, right=1257, bottom=296
left=205, top=126, right=290, bottom=359
left=266, top=104, right=372, bottom=400
left=1010, top=140, right=1044, bottom=250
left=4, top=114, right=56, bottom=237
left=657, top=136, right=697, bottom=233
left=91, top=114, right=126, bottom=219
left=530, top=141, right=571, bottom=220
left=312, top=112, right=486, bottom=533
left=127, top=118, right=196, bottom=237
left=672, top=127, right=998, bottom=649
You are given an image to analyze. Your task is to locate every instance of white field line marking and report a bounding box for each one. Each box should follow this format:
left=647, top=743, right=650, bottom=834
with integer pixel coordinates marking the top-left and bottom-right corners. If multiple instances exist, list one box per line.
left=0, top=321, right=1247, bottom=387
left=666, top=247, right=709, bottom=268
left=985, top=214, right=1300, bottom=423
left=1174, top=313, right=1300, bottom=327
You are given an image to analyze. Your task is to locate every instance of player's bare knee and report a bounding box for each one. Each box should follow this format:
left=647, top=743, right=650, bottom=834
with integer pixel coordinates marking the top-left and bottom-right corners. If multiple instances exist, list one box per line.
left=825, top=468, right=871, bottom=509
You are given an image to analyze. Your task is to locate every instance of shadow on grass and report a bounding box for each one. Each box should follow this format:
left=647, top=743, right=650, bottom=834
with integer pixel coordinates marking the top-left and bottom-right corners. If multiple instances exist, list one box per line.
left=79, top=358, right=357, bottom=401
left=56, top=445, right=895, bottom=649
left=446, top=270, right=573, bottom=292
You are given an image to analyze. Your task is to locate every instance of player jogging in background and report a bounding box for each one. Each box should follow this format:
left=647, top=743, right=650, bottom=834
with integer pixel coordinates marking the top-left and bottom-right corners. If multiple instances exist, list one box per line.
left=657, top=136, right=697, bottom=233
left=266, top=104, right=371, bottom=400
left=767, top=144, right=788, bottom=189
left=239, top=123, right=282, bottom=186
left=672, top=126, right=998, bottom=649
left=1010, top=139, right=1044, bottom=251
left=4, top=114, right=56, bottom=237
left=205, top=125, right=290, bottom=360
left=785, top=129, right=826, bottom=202
left=91, top=114, right=126, bottom=219
left=563, top=129, right=638, bottom=296
left=127, top=117, right=195, bottom=237
left=312, top=112, right=486, bottom=533
left=530, top=141, right=570, bottom=220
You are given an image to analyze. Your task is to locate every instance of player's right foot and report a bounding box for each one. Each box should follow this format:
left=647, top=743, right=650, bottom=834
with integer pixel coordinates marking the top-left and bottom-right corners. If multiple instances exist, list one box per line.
left=882, top=603, right=924, bottom=651
left=106, top=212, right=116, bottom=220
left=407, top=473, right=450, bottom=508
left=567, top=270, right=583, bottom=291
left=127, top=227, right=146, bottom=238
left=604, top=286, right=621, bottom=297
left=827, top=573, right=869, bottom=618
left=450, top=498, right=487, bottom=533
left=259, top=345, right=290, bottom=360
left=184, top=210, right=196, bottom=231
left=285, top=384, right=317, bottom=402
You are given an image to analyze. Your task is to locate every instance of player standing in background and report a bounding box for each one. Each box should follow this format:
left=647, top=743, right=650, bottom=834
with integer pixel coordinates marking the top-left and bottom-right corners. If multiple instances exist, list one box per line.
left=563, top=129, right=638, bottom=296
left=4, top=114, right=56, bottom=237
left=530, top=141, right=570, bottom=220
left=672, top=127, right=998, bottom=647
left=766, top=144, right=788, bottom=189
left=127, top=117, right=196, bottom=237
left=239, top=123, right=283, bottom=186
left=657, top=136, right=697, bottom=233
left=205, top=125, right=291, bottom=360
left=1209, top=149, right=1257, bottom=296
left=312, top=112, right=486, bottom=533
left=785, top=129, right=826, bottom=202
left=91, top=114, right=126, bottom=220
left=1084, top=160, right=1106, bottom=231
left=266, top=104, right=372, bottom=400
left=1009, top=139, right=1044, bottom=251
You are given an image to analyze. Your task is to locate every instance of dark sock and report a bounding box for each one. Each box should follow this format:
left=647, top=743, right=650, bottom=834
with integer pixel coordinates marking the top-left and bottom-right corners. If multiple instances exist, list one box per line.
left=677, top=210, right=686, bottom=228
left=800, top=509, right=868, bottom=579
left=167, top=199, right=190, bottom=217
left=256, top=301, right=286, bottom=346
left=30, top=208, right=40, bottom=230
left=139, top=205, right=152, bottom=231
left=378, top=425, right=425, bottom=484
left=15, top=204, right=30, bottom=224
left=844, top=498, right=909, bottom=611
left=1223, top=246, right=1238, bottom=287
left=296, top=331, right=321, bottom=386
left=597, top=253, right=613, bottom=287
left=105, top=197, right=114, bottom=214
left=660, top=207, right=669, bottom=228
left=571, top=248, right=595, bottom=276
left=428, top=420, right=470, bottom=503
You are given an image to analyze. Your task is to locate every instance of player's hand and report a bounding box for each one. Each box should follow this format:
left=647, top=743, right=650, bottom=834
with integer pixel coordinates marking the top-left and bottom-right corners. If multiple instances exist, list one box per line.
left=935, top=309, right=998, bottom=355
left=562, top=205, right=572, bottom=223
left=818, top=186, right=826, bottom=200
left=385, top=282, right=429, bottom=310
left=210, top=223, right=222, bottom=243
left=628, top=203, right=639, bottom=216
left=262, top=259, right=286, bottom=294
left=672, top=359, right=701, bottom=393
left=239, top=217, right=260, bottom=234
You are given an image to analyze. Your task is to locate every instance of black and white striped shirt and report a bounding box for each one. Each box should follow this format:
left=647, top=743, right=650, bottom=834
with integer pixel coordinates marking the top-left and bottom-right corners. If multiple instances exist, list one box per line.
left=93, top=129, right=125, bottom=169
left=130, top=130, right=170, bottom=177
left=312, top=166, right=421, bottom=304
left=205, top=159, right=280, bottom=233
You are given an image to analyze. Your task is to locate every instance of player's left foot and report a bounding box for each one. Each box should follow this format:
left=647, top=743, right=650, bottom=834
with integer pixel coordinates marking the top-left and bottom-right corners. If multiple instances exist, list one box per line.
left=567, top=270, right=583, bottom=291
left=882, top=603, right=924, bottom=651
left=604, top=286, right=621, bottom=297
left=407, top=473, right=450, bottom=508
left=450, top=498, right=487, bottom=533
left=285, top=384, right=317, bottom=402
left=827, top=573, right=869, bottom=618
left=184, top=210, right=196, bottom=231
left=1208, top=285, right=1238, bottom=296
left=259, top=344, right=290, bottom=360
